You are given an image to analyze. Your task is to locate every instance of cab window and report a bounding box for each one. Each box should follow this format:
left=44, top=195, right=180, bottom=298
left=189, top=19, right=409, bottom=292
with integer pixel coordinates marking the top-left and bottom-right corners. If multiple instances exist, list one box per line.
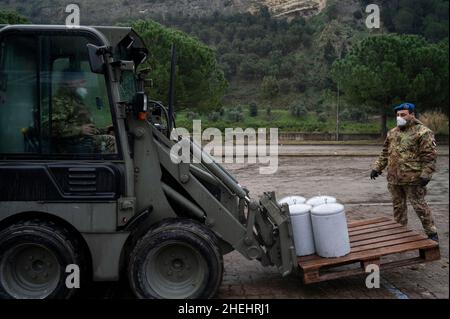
left=0, top=33, right=117, bottom=157
left=41, top=35, right=116, bottom=155
left=0, top=35, right=38, bottom=154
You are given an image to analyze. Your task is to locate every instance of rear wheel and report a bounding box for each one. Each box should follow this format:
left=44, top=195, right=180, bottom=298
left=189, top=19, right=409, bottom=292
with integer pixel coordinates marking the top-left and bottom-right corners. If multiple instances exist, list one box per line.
left=0, top=219, right=85, bottom=299
left=128, top=219, right=223, bottom=299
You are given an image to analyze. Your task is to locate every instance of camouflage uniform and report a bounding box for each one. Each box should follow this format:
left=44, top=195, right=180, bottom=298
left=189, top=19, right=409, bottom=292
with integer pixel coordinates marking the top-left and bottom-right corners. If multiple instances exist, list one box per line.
left=50, top=88, right=116, bottom=154
left=372, top=118, right=438, bottom=235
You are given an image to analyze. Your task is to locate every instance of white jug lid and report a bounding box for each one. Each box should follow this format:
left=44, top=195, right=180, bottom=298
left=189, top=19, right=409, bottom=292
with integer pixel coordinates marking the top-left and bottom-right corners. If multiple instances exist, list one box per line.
left=289, top=204, right=313, bottom=216
left=311, top=203, right=345, bottom=216
left=278, top=196, right=306, bottom=206
left=306, top=196, right=337, bottom=206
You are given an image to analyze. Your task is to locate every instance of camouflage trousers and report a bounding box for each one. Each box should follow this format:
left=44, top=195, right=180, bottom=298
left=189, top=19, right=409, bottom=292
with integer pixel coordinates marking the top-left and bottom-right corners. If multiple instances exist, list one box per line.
left=387, top=184, right=438, bottom=235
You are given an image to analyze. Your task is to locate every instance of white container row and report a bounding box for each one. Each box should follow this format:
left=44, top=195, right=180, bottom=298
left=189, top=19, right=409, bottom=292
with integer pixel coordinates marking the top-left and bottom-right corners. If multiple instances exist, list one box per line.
left=279, top=195, right=337, bottom=207
left=278, top=196, right=350, bottom=258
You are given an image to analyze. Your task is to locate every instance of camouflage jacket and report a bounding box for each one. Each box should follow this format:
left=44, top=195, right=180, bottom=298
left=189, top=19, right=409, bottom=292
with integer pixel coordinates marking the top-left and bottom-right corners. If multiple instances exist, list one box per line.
left=49, top=88, right=94, bottom=139
left=372, top=118, right=437, bottom=185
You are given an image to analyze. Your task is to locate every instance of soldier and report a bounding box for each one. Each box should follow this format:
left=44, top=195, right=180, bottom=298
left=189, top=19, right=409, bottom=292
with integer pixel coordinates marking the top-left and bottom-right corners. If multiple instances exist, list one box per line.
left=370, top=103, right=439, bottom=242
left=50, top=69, right=116, bottom=154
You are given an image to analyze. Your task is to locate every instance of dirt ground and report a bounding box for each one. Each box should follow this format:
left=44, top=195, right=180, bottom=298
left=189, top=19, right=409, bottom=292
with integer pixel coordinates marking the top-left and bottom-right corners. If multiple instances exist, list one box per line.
left=83, top=146, right=449, bottom=299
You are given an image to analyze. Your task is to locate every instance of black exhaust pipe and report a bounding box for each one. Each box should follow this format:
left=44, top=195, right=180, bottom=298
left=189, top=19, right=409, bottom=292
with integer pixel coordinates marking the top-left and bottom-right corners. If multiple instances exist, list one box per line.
left=168, top=43, right=177, bottom=134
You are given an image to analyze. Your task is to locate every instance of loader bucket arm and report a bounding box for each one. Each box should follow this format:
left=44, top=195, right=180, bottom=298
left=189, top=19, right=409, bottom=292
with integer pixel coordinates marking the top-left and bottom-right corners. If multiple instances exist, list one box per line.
left=258, top=192, right=297, bottom=276
left=147, top=124, right=297, bottom=276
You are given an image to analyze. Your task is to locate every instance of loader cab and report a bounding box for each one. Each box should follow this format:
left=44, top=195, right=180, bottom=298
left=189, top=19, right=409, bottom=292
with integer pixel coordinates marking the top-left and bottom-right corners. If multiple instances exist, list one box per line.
left=0, top=26, right=138, bottom=158
left=0, top=25, right=147, bottom=201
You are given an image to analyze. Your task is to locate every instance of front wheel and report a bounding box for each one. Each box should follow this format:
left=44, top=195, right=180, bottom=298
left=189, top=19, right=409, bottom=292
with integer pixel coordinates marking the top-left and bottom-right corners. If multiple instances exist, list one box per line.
left=128, top=219, right=223, bottom=299
left=0, top=219, right=85, bottom=299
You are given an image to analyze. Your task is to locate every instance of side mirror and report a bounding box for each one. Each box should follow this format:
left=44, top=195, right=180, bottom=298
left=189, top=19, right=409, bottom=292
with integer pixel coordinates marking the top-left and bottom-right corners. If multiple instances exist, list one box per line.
left=87, top=44, right=106, bottom=74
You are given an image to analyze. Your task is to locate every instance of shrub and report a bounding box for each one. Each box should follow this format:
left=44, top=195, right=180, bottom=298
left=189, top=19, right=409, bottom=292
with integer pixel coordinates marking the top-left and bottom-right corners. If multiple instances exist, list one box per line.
left=353, top=10, right=363, bottom=20
left=419, top=111, right=449, bottom=134
left=314, top=103, right=325, bottom=114
left=186, top=111, right=200, bottom=120
left=208, top=112, right=221, bottom=122
left=225, top=108, right=244, bottom=122
left=317, top=112, right=328, bottom=123
left=290, top=103, right=308, bottom=118
left=249, top=102, right=258, bottom=117
left=0, top=10, right=30, bottom=24
left=278, top=78, right=292, bottom=94
left=349, top=109, right=368, bottom=122
left=340, top=109, right=351, bottom=120
left=340, top=108, right=368, bottom=122
left=295, top=84, right=306, bottom=93
left=261, top=76, right=279, bottom=99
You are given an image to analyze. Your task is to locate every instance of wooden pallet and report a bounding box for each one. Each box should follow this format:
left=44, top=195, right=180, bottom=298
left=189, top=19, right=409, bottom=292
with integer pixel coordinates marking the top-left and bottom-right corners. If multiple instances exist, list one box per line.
left=297, top=217, right=441, bottom=284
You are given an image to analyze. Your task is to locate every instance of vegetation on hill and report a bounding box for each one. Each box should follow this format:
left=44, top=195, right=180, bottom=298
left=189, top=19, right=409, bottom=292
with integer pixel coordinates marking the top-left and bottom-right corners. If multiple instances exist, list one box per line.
left=131, top=20, right=228, bottom=112
left=0, top=10, right=29, bottom=24
left=370, top=0, right=449, bottom=42
left=152, top=1, right=448, bottom=135
left=153, top=2, right=368, bottom=119
left=161, top=7, right=344, bottom=84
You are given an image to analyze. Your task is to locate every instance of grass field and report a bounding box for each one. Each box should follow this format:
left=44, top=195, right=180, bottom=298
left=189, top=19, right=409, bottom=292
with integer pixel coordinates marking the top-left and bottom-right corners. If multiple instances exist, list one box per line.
left=175, top=108, right=397, bottom=134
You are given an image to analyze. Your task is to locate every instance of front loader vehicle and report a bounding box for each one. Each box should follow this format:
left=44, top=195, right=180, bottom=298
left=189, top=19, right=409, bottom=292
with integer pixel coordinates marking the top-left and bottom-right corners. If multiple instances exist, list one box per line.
left=0, top=25, right=297, bottom=299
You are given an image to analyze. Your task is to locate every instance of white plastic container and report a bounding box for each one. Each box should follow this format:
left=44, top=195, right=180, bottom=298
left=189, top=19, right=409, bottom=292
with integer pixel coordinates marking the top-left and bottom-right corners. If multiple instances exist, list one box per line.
left=310, top=203, right=350, bottom=258
left=289, top=204, right=315, bottom=256
left=278, top=196, right=306, bottom=206
left=306, top=196, right=337, bottom=207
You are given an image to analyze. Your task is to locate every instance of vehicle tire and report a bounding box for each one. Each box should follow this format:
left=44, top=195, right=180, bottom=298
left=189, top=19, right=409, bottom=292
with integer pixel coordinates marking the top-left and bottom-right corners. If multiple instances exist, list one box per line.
left=128, top=219, right=223, bottom=299
left=0, top=219, right=85, bottom=299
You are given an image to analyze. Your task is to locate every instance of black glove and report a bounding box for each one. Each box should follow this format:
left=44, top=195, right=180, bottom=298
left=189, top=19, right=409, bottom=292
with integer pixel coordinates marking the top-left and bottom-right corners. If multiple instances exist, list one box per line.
left=418, top=177, right=430, bottom=187
left=370, top=170, right=381, bottom=180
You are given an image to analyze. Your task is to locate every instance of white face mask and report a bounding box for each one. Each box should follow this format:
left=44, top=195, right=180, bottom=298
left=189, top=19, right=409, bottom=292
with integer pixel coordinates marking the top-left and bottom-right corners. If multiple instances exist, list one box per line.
left=397, top=116, right=407, bottom=127
left=76, top=87, right=88, bottom=99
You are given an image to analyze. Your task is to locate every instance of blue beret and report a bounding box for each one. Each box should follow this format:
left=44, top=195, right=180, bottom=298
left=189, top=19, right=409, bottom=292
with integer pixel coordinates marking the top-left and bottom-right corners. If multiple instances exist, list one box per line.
left=394, top=103, right=416, bottom=112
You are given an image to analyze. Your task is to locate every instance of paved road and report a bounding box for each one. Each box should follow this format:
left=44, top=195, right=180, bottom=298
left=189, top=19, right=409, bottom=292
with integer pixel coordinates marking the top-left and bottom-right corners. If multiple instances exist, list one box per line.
left=277, top=144, right=449, bottom=156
